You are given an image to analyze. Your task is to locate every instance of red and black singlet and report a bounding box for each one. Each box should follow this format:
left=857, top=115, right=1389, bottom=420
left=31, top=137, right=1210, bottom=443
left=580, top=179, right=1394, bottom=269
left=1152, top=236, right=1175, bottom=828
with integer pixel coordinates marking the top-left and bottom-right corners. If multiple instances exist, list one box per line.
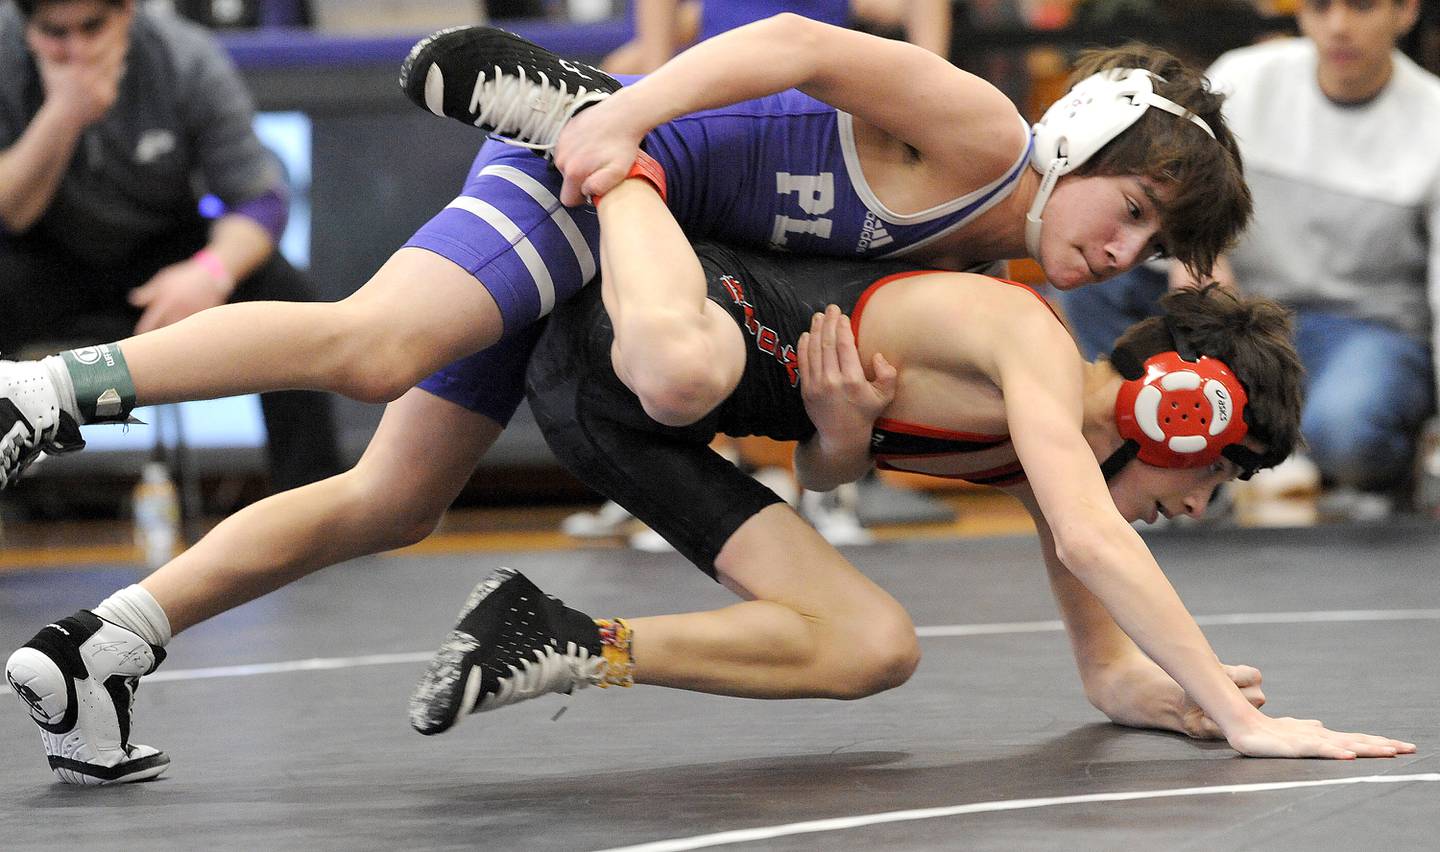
left=694, top=241, right=1060, bottom=488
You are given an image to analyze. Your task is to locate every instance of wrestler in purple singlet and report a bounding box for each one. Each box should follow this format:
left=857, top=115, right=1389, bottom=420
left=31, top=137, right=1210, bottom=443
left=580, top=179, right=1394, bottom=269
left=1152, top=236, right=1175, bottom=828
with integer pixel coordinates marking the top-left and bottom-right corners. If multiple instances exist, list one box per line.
left=404, top=85, right=1032, bottom=425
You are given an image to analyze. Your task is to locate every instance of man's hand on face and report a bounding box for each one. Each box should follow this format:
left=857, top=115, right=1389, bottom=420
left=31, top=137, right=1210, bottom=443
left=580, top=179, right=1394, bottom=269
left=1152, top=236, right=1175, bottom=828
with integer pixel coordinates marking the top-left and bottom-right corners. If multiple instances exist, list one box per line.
left=27, top=4, right=130, bottom=128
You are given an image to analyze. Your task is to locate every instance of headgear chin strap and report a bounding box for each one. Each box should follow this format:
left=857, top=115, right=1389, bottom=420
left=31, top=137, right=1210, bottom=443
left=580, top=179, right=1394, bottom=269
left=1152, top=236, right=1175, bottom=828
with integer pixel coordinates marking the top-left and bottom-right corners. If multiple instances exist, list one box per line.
left=1103, top=318, right=1267, bottom=481
left=1025, top=68, right=1217, bottom=260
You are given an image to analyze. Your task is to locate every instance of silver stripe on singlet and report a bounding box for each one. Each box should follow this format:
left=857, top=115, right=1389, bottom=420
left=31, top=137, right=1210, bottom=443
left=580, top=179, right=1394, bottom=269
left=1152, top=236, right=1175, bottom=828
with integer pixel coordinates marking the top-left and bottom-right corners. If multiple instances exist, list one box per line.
left=480, top=163, right=598, bottom=282
left=444, top=196, right=558, bottom=316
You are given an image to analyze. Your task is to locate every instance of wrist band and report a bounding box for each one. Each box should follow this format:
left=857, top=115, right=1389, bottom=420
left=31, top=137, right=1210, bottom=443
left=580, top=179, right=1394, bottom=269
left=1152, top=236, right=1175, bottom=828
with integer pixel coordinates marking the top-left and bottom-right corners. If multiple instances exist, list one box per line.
left=192, top=249, right=233, bottom=293
left=592, top=151, right=667, bottom=205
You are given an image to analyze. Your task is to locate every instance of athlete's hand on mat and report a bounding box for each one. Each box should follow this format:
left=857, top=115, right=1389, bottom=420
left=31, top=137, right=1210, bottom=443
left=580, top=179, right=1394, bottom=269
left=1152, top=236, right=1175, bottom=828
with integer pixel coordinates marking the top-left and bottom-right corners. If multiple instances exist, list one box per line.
left=798, top=305, right=896, bottom=450
left=1224, top=713, right=1416, bottom=759
left=553, top=96, right=648, bottom=207
left=128, top=259, right=230, bottom=334
left=1177, top=663, right=1265, bottom=739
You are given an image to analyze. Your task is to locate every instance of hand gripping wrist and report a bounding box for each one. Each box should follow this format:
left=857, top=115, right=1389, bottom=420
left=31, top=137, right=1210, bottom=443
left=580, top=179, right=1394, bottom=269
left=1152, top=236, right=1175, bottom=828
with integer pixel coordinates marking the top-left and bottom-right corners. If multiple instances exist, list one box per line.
left=592, top=151, right=667, bottom=205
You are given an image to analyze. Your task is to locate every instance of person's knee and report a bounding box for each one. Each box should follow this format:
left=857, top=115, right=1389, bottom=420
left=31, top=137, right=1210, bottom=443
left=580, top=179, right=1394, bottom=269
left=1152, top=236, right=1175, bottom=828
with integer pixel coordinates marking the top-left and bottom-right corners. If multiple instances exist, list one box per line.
left=339, top=467, right=447, bottom=549
left=830, top=604, right=920, bottom=699
left=320, top=301, right=436, bottom=404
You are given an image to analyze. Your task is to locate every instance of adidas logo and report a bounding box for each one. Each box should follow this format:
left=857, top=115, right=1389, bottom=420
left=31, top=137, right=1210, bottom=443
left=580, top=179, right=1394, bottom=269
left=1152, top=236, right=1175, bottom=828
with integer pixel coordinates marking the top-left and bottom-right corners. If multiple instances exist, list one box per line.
left=856, top=212, right=894, bottom=252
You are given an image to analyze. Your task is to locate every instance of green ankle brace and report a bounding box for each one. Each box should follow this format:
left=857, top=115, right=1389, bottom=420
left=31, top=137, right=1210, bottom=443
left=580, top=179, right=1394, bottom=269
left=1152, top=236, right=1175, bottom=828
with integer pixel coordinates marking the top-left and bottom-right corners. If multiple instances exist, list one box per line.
left=61, top=344, right=137, bottom=424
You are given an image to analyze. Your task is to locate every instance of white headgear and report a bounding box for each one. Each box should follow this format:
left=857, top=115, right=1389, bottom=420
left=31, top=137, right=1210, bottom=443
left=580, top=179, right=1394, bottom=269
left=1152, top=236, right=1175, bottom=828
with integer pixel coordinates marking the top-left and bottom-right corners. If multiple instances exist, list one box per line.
left=1024, top=67, right=1216, bottom=261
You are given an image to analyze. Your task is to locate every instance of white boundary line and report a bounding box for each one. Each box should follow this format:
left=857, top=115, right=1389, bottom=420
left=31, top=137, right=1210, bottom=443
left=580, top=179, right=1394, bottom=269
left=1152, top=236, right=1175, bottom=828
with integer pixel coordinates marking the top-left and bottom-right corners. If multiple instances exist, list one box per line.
left=590, top=774, right=1440, bottom=852
left=916, top=608, right=1440, bottom=637
left=3, top=608, right=1437, bottom=695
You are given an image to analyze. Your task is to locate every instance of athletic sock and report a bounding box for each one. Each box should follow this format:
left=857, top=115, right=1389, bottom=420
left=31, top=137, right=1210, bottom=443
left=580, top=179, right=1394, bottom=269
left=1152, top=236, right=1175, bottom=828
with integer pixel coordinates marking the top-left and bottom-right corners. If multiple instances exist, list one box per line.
left=50, top=343, right=138, bottom=424
left=594, top=618, right=635, bottom=688
left=93, top=584, right=173, bottom=647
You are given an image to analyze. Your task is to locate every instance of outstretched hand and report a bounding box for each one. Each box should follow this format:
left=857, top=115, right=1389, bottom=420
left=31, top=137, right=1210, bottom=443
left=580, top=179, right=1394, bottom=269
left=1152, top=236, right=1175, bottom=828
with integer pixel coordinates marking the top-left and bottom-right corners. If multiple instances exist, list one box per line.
left=553, top=97, right=647, bottom=207
left=1226, top=714, right=1415, bottom=759
left=797, top=305, right=896, bottom=450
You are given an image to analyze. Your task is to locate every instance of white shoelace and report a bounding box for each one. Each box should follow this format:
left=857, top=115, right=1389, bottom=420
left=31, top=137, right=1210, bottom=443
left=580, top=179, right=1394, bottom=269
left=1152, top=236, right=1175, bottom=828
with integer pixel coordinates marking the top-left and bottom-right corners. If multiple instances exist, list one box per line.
left=468, top=66, right=599, bottom=150
left=473, top=642, right=606, bottom=712
left=0, top=416, right=49, bottom=487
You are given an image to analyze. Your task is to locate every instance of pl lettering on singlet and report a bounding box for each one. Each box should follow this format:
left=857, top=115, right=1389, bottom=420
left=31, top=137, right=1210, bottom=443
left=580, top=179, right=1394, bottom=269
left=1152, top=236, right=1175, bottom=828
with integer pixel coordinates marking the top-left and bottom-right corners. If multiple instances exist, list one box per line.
left=770, top=172, right=835, bottom=248
left=719, top=274, right=800, bottom=385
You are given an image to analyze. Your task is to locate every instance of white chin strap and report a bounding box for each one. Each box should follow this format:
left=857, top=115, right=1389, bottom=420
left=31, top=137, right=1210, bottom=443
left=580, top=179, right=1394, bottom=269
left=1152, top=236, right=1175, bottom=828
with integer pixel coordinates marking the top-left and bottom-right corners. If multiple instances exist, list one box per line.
left=1024, top=89, right=1214, bottom=264
left=1024, top=157, right=1066, bottom=262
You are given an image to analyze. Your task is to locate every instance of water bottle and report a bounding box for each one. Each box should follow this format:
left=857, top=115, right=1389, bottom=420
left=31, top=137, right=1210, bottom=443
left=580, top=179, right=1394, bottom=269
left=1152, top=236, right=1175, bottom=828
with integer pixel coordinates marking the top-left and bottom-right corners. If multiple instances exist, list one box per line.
left=133, top=460, right=180, bottom=571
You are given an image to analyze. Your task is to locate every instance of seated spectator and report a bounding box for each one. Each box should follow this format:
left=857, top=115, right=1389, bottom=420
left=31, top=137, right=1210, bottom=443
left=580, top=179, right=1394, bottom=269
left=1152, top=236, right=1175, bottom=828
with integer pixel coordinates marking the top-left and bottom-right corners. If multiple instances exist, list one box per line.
left=1058, top=0, right=1439, bottom=519
left=0, top=0, right=341, bottom=492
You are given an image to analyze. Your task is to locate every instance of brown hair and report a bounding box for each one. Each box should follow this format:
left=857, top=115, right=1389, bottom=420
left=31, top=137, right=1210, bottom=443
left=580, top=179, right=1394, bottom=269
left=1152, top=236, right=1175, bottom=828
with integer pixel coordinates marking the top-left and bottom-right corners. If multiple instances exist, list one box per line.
left=1067, top=44, right=1252, bottom=281
left=15, top=0, right=126, bottom=17
left=1111, top=285, right=1304, bottom=469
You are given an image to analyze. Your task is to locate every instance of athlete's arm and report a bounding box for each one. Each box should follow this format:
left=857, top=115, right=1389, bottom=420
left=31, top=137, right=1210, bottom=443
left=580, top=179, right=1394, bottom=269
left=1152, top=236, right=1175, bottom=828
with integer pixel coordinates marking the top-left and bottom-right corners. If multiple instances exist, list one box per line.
left=997, top=306, right=1404, bottom=759
left=1023, top=491, right=1265, bottom=738
left=553, top=13, right=1023, bottom=205
left=595, top=178, right=745, bottom=427
left=793, top=305, right=896, bottom=492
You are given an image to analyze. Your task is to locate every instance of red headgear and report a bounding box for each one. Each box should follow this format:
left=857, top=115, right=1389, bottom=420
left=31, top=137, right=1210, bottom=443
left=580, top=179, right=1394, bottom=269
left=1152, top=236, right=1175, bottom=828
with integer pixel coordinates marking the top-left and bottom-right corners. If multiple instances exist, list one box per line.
left=1114, top=351, right=1249, bottom=469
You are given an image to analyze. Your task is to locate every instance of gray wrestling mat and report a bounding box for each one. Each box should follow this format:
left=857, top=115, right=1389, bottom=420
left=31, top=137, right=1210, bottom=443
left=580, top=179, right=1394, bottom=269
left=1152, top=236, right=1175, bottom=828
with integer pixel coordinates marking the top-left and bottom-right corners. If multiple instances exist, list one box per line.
left=1, top=522, right=1436, bottom=850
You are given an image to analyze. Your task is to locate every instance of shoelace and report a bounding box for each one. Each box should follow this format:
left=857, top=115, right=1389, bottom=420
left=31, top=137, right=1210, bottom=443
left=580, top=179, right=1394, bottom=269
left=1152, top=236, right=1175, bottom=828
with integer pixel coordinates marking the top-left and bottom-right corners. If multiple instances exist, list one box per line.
left=0, top=413, right=53, bottom=487
left=469, top=66, right=596, bottom=150
left=474, top=641, right=606, bottom=712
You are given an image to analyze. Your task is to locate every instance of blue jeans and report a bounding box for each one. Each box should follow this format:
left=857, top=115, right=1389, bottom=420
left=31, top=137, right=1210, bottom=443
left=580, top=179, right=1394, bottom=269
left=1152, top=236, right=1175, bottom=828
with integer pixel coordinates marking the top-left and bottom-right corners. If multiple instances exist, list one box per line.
left=1296, top=311, right=1434, bottom=490
left=1057, top=267, right=1436, bottom=491
left=1055, top=265, right=1167, bottom=361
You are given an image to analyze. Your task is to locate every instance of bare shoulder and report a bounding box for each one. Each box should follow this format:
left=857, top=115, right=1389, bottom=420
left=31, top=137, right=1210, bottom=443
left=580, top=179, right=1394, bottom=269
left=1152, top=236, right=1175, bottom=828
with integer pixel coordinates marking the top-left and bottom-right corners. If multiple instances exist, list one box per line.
left=863, top=273, right=1074, bottom=370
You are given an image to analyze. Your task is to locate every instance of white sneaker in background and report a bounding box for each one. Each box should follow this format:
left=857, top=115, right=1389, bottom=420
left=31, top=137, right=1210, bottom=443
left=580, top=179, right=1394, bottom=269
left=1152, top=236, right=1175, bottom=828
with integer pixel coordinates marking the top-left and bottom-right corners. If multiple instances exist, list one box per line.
left=751, top=466, right=800, bottom=506
left=1317, top=487, right=1394, bottom=523
left=801, top=484, right=875, bottom=546
left=1245, top=453, right=1322, bottom=499
left=627, top=526, right=677, bottom=553
left=560, top=500, right=635, bottom=538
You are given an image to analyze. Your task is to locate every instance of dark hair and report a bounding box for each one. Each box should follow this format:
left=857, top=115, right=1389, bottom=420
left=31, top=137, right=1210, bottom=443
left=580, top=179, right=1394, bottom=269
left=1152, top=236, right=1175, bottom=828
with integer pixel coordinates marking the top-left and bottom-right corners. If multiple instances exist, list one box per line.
left=1111, top=285, right=1304, bottom=470
left=15, top=0, right=126, bottom=17
left=1067, top=44, right=1252, bottom=282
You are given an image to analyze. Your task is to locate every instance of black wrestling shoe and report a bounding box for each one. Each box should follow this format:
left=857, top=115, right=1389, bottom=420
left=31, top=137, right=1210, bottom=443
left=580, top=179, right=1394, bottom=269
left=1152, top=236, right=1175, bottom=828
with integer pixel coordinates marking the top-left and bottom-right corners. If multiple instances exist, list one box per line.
left=409, top=568, right=606, bottom=735
left=399, top=25, right=621, bottom=150
left=6, top=612, right=168, bottom=785
left=0, top=359, right=85, bottom=489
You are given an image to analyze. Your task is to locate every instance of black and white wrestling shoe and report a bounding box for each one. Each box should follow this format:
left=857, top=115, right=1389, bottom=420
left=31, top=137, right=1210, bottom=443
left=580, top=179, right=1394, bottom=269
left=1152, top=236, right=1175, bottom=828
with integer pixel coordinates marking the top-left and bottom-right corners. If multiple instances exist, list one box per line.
left=6, top=612, right=168, bottom=785
left=409, top=567, right=606, bottom=735
left=0, top=359, right=84, bottom=489
left=399, top=25, right=621, bottom=150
